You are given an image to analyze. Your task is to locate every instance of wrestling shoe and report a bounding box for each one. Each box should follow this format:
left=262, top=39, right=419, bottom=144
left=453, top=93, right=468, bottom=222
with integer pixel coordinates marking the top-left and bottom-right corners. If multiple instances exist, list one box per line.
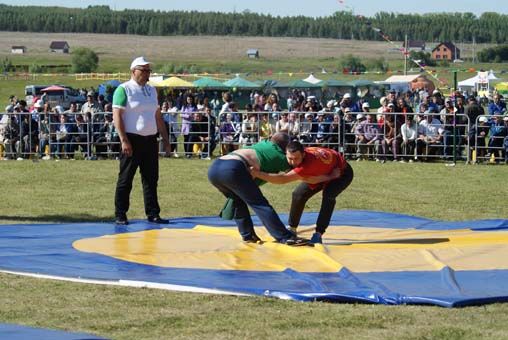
left=310, top=232, right=323, bottom=244
left=281, top=236, right=312, bottom=247
left=243, top=234, right=263, bottom=244
left=147, top=215, right=170, bottom=224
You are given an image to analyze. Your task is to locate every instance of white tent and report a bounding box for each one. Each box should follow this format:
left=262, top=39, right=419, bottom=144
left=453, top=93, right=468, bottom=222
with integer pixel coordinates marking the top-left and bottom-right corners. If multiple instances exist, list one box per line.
left=303, top=73, right=323, bottom=84
left=458, top=70, right=498, bottom=94
left=376, top=74, right=435, bottom=93
left=383, top=75, right=421, bottom=83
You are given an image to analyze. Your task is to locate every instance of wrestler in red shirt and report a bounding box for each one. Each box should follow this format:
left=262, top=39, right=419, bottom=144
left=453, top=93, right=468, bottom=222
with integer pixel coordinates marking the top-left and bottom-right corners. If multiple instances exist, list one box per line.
left=252, top=141, right=354, bottom=244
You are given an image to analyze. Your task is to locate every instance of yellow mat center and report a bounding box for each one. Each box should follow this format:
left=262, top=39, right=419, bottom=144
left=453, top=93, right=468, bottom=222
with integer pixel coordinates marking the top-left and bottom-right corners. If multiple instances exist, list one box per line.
left=73, top=225, right=508, bottom=273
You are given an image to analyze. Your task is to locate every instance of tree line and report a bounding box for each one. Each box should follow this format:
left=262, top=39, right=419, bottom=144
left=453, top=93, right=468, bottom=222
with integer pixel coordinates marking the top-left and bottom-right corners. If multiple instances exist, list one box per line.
left=1, top=5, right=507, bottom=44
left=478, top=45, right=508, bottom=62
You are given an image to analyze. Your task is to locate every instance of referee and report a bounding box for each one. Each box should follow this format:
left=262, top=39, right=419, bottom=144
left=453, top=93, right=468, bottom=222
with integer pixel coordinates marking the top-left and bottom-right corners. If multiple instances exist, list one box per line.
left=112, top=56, right=171, bottom=225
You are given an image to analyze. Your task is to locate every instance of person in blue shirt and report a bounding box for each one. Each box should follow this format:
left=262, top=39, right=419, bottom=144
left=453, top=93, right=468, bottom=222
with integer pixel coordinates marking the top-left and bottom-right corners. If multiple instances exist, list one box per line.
left=487, top=115, right=508, bottom=162
left=488, top=94, right=506, bottom=116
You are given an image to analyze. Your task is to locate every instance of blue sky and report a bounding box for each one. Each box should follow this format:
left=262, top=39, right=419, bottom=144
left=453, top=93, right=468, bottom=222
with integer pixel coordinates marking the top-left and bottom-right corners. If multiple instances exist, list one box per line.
left=1, top=0, right=507, bottom=17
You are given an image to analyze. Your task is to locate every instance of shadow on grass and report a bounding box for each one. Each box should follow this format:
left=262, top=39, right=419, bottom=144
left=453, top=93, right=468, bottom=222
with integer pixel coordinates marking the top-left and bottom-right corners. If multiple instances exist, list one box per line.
left=0, top=214, right=112, bottom=224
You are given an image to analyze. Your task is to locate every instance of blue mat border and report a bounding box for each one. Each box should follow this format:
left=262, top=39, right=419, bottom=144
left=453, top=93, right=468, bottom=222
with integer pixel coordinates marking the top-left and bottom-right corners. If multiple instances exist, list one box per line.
left=1, top=210, right=508, bottom=307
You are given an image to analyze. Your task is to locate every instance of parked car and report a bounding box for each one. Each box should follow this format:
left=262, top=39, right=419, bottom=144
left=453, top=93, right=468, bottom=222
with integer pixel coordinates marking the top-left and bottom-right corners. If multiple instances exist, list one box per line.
left=26, top=85, right=86, bottom=110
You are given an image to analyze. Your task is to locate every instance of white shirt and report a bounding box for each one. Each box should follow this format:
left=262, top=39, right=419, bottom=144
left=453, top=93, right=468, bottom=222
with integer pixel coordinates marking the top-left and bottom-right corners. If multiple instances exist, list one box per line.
left=418, top=118, right=444, bottom=138
left=401, top=123, right=417, bottom=142
left=113, top=79, right=158, bottom=136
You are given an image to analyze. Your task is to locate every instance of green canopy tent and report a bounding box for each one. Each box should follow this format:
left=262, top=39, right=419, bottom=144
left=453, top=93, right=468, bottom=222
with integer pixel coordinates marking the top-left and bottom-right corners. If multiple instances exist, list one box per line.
left=287, top=79, right=323, bottom=88
left=223, top=75, right=262, bottom=89
left=290, top=79, right=324, bottom=103
left=270, top=81, right=292, bottom=107
left=322, top=80, right=353, bottom=102
left=348, top=80, right=385, bottom=108
left=223, top=76, right=261, bottom=108
left=193, top=77, right=229, bottom=90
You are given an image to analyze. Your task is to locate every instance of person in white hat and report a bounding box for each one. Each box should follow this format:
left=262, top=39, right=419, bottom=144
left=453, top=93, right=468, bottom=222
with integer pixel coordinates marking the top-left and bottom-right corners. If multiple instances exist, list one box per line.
left=340, top=93, right=360, bottom=112
left=378, top=96, right=388, bottom=113
left=299, top=112, right=316, bottom=143
left=112, top=56, right=172, bottom=225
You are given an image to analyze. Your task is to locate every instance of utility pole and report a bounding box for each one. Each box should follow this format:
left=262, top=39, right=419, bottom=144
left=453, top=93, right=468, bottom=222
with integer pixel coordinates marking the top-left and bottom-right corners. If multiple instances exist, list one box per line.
left=472, top=36, right=476, bottom=63
left=404, top=34, right=408, bottom=75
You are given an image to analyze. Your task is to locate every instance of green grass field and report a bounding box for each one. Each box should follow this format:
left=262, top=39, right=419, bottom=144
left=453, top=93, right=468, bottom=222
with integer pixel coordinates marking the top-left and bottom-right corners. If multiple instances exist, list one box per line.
left=1, top=159, right=508, bottom=339
left=1, top=31, right=508, bottom=339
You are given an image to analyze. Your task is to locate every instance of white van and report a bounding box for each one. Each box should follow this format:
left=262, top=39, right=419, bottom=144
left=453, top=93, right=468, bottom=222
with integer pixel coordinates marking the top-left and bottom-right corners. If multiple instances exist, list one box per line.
left=24, top=85, right=48, bottom=106
left=25, top=85, right=86, bottom=109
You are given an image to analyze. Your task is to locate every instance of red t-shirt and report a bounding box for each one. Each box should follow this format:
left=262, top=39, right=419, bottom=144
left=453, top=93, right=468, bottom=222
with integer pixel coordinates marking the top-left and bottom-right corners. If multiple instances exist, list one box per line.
left=293, top=147, right=346, bottom=187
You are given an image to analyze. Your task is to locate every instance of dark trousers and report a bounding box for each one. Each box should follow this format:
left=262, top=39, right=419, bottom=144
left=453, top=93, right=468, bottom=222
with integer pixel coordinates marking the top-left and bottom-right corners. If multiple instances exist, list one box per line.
left=115, top=133, right=160, bottom=218
left=183, top=134, right=192, bottom=156
left=208, top=158, right=294, bottom=242
left=289, top=163, right=354, bottom=234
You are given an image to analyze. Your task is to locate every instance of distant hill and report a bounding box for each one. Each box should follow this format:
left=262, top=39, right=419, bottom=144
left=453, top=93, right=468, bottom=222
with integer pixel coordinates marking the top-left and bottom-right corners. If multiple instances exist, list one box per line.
left=0, top=5, right=507, bottom=44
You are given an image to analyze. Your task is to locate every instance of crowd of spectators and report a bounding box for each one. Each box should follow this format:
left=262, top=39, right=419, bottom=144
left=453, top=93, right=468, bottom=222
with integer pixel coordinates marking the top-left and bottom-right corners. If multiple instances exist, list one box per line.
left=1, top=86, right=507, bottom=164
left=0, top=91, right=117, bottom=160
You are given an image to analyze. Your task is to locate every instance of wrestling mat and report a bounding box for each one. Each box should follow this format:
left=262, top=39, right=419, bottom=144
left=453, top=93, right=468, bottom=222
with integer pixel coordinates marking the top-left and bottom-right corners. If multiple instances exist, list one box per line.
left=1, top=210, right=508, bottom=307
left=0, top=323, right=106, bottom=340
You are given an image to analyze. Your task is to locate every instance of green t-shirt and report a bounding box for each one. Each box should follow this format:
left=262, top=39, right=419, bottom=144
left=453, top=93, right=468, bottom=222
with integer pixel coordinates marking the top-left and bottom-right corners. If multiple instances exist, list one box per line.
left=246, top=140, right=289, bottom=173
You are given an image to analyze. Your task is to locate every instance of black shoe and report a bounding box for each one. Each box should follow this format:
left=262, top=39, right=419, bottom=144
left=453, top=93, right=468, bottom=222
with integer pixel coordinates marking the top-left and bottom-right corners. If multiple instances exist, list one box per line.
left=115, top=215, right=129, bottom=225
left=243, top=234, right=263, bottom=244
left=147, top=215, right=170, bottom=224
left=281, top=236, right=313, bottom=247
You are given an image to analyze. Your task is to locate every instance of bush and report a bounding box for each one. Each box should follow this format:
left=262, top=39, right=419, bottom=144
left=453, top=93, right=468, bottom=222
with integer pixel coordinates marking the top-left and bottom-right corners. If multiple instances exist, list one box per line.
left=160, top=63, right=176, bottom=74
left=339, top=54, right=366, bottom=74
left=478, top=45, right=508, bottom=62
left=71, top=47, right=99, bottom=73
left=365, top=58, right=389, bottom=72
left=1, top=57, right=13, bottom=73
left=409, top=51, right=435, bottom=67
left=29, top=63, right=44, bottom=73
left=438, top=59, right=450, bottom=67
left=188, top=64, right=201, bottom=74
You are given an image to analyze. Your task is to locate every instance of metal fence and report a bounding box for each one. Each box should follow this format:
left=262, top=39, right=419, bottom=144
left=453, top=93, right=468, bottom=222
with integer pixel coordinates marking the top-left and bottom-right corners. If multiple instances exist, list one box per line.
left=1, top=111, right=507, bottom=164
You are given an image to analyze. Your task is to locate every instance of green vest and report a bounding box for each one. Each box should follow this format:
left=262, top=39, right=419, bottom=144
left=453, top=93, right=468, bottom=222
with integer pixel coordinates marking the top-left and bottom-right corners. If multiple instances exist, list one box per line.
left=246, top=140, right=289, bottom=174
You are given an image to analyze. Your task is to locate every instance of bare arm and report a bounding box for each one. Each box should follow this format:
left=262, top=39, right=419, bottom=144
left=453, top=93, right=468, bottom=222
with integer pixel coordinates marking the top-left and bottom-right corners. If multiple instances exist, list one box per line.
left=251, top=168, right=302, bottom=184
left=113, top=107, right=132, bottom=157
left=252, top=166, right=342, bottom=185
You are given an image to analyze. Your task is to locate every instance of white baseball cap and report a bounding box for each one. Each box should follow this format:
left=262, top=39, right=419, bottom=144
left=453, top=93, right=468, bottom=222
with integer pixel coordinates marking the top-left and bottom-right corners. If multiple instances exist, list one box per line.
left=362, top=102, right=370, bottom=108
left=343, top=93, right=351, bottom=99
left=130, top=56, right=152, bottom=70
